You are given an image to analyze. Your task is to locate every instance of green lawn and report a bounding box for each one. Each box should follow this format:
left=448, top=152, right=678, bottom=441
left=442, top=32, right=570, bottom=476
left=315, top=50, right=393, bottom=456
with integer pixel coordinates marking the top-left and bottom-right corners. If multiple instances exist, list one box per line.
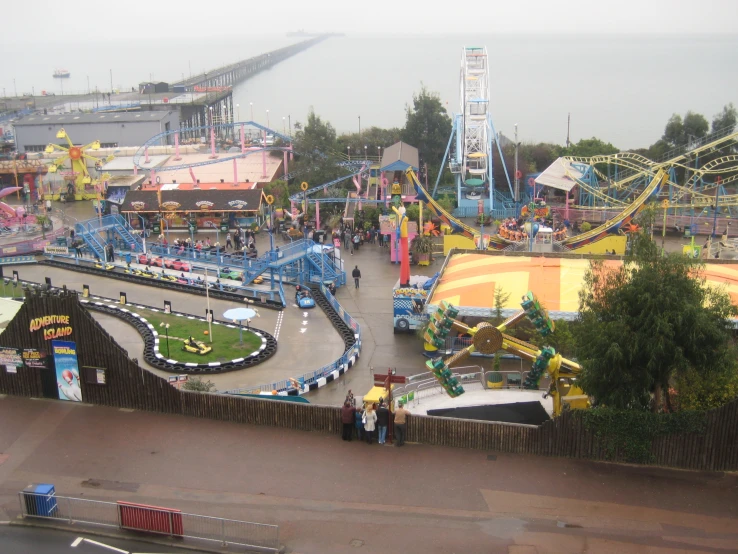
left=130, top=307, right=264, bottom=364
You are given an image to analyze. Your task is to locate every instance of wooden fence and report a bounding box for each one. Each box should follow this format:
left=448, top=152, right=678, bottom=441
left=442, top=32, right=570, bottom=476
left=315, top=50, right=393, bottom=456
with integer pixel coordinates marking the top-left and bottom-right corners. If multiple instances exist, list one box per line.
left=0, top=289, right=736, bottom=471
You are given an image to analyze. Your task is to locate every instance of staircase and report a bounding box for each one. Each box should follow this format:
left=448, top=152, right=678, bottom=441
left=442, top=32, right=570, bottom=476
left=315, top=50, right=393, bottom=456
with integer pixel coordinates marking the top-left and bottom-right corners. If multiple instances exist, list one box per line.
left=74, top=215, right=143, bottom=259
left=242, top=254, right=272, bottom=285
left=306, top=249, right=343, bottom=285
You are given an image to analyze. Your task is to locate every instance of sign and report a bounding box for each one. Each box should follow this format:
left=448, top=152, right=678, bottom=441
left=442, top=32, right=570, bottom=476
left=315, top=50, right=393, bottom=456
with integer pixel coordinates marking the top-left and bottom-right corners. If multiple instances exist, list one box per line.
left=188, top=221, right=197, bottom=233
left=12, top=270, right=18, bottom=283
left=161, top=201, right=181, bottom=211
left=51, top=341, right=82, bottom=402
left=520, top=205, right=550, bottom=218
left=130, top=201, right=146, bottom=211
left=120, top=292, right=127, bottom=305
left=29, top=315, right=73, bottom=341
left=2, top=247, right=17, bottom=255
left=205, top=309, right=213, bottom=323
left=164, top=300, right=171, bottom=314
left=228, top=200, right=248, bottom=210
left=152, top=222, right=161, bottom=234
left=95, top=368, right=106, bottom=384
left=0, top=347, right=23, bottom=373
left=220, top=221, right=229, bottom=233
left=22, top=348, right=48, bottom=369
left=195, top=201, right=214, bottom=210
left=82, top=284, right=90, bottom=298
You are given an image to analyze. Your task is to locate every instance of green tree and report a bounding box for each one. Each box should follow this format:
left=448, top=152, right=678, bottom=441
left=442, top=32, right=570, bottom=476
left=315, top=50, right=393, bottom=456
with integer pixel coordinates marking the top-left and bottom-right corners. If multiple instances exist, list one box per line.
left=401, top=85, right=453, bottom=170
left=336, top=127, right=403, bottom=158
left=711, top=103, right=737, bottom=134
left=529, top=319, right=578, bottom=358
left=290, top=109, right=343, bottom=188
left=490, top=287, right=511, bottom=372
left=574, top=233, right=737, bottom=412
left=662, top=113, right=684, bottom=146
left=683, top=111, right=709, bottom=141
left=565, top=137, right=619, bottom=157
left=675, top=365, right=738, bottom=411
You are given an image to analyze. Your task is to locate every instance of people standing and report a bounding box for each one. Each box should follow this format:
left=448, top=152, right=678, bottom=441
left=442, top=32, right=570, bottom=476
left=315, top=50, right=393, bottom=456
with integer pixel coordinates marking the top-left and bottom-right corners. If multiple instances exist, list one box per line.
left=354, top=408, right=364, bottom=441
left=226, top=233, right=232, bottom=250
left=394, top=401, right=410, bottom=447
left=363, top=403, right=378, bottom=444
left=376, top=400, right=390, bottom=444
left=341, top=401, right=356, bottom=441
left=352, top=265, right=361, bottom=289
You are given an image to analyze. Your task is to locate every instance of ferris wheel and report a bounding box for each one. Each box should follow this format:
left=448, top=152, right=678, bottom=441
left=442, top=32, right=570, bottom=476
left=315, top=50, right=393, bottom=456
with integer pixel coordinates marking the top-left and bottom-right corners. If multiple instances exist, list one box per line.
left=459, top=47, right=491, bottom=187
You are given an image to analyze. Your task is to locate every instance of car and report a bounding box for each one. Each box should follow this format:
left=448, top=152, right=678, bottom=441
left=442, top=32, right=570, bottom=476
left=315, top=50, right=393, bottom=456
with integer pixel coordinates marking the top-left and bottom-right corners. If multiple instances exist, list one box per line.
left=164, top=258, right=190, bottom=272
left=182, top=336, right=212, bottom=355
left=252, top=275, right=264, bottom=285
left=219, top=267, right=242, bottom=280
left=94, top=261, right=114, bottom=271
left=295, top=286, right=316, bottom=309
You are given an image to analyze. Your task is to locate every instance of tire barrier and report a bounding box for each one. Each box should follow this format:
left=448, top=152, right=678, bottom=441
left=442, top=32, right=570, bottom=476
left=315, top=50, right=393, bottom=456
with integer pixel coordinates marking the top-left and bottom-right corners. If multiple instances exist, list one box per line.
left=39, top=258, right=284, bottom=310
left=81, top=296, right=277, bottom=374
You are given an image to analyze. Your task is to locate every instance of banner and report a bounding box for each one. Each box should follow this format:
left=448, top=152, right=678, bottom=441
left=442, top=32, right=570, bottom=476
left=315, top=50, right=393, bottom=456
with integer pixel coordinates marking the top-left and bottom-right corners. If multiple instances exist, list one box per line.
left=51, top=340, right=82, bottom=402
left=0, top=347, right=23, bottom=373
left=21, top=348, right=48, bottom=369
left=44, top=245, right=69, bottom=255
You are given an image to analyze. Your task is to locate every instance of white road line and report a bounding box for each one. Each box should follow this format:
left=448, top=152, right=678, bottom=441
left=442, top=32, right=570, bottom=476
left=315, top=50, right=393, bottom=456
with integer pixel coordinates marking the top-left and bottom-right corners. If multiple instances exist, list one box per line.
left=71, top=537, right=129, bottom=552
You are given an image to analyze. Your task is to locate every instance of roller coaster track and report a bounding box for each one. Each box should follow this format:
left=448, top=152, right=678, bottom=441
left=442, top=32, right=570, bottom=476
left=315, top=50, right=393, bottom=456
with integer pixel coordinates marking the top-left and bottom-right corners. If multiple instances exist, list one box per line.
left=405, top=168, right=509, bottom=250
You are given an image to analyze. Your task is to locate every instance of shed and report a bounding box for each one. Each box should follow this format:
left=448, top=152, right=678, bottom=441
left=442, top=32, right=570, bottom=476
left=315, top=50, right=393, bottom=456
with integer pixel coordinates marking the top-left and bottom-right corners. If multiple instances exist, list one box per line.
left=380, top=141, right=419, bottom=173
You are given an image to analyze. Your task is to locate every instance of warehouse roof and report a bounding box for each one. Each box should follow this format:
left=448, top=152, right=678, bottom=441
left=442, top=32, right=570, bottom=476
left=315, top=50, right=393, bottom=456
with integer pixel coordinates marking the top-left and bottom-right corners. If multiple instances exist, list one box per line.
left=15, top=111, right=173, bottom=126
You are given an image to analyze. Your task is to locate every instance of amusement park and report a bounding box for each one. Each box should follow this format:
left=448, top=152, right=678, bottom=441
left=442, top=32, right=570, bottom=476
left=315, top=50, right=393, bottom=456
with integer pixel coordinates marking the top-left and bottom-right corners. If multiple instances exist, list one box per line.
left=1, top=34, right=738, bottom=553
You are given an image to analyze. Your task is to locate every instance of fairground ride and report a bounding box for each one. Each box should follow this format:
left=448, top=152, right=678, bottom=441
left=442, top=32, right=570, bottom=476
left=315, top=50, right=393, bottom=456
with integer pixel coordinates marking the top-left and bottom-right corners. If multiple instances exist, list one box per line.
left=423, top=293, right=588, bottom=417
left=432, top=47, right=514, bottom=215
left=45, top=128, right=114, bottom=200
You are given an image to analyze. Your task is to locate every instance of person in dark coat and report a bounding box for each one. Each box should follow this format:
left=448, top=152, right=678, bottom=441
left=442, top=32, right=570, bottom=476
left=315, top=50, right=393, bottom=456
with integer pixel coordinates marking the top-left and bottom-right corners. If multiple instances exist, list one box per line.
left=341, top=401, right=356, bottom=441
left=376, top=400, right=390, bottom=444
left=352, top=266, right=361, bottom=289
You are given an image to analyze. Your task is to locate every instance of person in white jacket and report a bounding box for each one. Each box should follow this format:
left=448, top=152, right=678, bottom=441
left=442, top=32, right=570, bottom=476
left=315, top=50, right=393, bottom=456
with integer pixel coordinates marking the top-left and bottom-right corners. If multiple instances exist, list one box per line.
left=363, top=403, right=378, bottom=444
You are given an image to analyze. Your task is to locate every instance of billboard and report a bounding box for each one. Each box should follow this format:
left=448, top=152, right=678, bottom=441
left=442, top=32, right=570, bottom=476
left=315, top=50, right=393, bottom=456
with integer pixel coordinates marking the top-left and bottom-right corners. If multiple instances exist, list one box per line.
left=51, top=340, right=82, bottom=402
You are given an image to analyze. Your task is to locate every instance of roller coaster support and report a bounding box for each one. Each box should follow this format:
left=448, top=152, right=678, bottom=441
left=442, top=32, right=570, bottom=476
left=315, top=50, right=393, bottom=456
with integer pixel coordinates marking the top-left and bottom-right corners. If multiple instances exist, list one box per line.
left=432, top=116, right=459, bottom=199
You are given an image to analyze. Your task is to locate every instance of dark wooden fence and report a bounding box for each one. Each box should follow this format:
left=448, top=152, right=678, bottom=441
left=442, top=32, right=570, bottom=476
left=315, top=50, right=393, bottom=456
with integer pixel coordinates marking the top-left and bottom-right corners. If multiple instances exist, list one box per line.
left=1, top=289, right=736, bottom=471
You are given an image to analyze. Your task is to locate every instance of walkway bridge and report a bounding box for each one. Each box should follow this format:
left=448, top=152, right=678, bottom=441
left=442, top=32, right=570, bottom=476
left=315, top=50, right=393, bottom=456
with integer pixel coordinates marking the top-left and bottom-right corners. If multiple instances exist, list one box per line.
left=242, top=239, right=344, bottom=288
left=74, top=215, right=143, bottom=260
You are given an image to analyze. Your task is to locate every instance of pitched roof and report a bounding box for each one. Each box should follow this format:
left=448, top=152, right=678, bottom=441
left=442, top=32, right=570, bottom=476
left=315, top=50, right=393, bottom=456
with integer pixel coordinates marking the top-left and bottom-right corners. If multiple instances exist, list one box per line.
left=120, top=189, right=264, bottom=213
left=380, top=141, right=419, bottom=172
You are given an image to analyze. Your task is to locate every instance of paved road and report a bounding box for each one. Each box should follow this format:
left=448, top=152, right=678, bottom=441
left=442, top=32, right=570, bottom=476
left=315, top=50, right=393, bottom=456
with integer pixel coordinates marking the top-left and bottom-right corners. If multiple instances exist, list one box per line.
left=1, top=397, right=736, bottom=554
left=0, top=524, right=202, bottom=553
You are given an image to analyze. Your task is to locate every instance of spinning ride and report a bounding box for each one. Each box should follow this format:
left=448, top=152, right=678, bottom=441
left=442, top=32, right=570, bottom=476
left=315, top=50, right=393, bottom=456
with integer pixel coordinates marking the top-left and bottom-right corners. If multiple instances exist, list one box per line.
left=423, top=292, right=588, bottom=416
left=45, top=128, right=113, bottom=200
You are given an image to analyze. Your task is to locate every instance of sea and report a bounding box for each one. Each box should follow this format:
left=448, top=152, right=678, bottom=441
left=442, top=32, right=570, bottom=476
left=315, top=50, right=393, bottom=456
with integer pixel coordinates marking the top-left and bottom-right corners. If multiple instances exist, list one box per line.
left=2, top=33, right=737, bottom=150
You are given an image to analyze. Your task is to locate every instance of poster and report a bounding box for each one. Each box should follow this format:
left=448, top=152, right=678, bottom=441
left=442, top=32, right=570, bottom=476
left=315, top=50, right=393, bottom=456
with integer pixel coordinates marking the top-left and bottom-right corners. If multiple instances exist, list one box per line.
left=22, top=348, right=48, bottom=369
left=0, top=347, right=23, bottom=373
left=51, top=341, right=82, bottom=402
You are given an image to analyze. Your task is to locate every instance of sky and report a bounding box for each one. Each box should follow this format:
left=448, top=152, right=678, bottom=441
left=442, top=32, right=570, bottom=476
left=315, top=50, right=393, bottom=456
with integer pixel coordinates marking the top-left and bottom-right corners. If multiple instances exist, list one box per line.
left=0, top=0, right=735, bottom=41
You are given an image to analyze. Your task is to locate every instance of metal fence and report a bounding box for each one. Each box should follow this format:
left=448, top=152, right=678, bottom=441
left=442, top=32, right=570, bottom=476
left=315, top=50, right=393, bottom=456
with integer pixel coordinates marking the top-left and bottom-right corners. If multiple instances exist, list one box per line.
left=0, top=227, right=66, bottom=257
left=18, top=492, right=280, bottom=553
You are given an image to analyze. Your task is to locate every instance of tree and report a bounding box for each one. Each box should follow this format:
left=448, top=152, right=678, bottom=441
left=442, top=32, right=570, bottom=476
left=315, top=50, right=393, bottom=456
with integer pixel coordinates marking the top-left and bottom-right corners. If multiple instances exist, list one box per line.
left=490, top=286, right=511, bottom=373
left=662, top=114, right=684, bottom=147
left=182, top=377, right=217, bottom=392
left=529, top=319, right=577, bottom=358
left=574, top=233, right=737, bottom=412
left=675, top=365, right=738, bottom=411
left=290, top=109, right=343, bottom=189
left=336, top=126, right=403, bottom=158
left=662, top=111, right=709, bottom=147
left=711, top=103, right=737, bottom=134
left=401, top=85, right=452, bottom=170
left=565, top=137, right=619, bottom=158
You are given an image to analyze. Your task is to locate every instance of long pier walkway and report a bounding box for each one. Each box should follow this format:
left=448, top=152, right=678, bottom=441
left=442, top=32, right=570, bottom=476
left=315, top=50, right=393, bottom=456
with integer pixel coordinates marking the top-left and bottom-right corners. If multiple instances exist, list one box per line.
left=173, top=35, right=330, bottom=91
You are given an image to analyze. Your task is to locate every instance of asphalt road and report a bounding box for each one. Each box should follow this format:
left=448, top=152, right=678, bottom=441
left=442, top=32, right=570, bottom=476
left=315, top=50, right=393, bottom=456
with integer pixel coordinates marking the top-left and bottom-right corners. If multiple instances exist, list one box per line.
left=0, top=525, right=204, bottom=553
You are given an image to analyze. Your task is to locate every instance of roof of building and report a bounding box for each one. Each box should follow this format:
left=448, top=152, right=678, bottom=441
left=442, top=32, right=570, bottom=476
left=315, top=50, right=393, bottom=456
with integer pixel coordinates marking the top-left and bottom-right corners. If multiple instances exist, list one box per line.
left=102, top=155, right=170, bottom=171
left=15, top=111, right=173, bottom=126
left=380, top=141, right=419, bottom=172
left=120, top=189, right=265, bottom=213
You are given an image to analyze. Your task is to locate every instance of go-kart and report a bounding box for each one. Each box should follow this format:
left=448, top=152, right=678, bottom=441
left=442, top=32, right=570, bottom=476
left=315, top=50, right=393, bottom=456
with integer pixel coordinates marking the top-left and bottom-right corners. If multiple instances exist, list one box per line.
left=219, top=267, right=242, bottom=280
left=160, top=271, right=178, bottom=282
left=182, top=336, right=212, bottom=355
left=135, top=266, right=158, bottom=279
left=94, top=261, right=114, bottom=271
left=164, top=258, right=190, bottom=272
left=252, top=275, right=264, bottom=285
left=295, top=286, right=316, bottom=309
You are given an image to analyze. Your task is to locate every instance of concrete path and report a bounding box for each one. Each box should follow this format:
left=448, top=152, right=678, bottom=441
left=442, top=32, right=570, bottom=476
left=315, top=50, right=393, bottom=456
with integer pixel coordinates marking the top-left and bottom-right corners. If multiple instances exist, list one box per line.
left=0, top=396, right=736, bottom=554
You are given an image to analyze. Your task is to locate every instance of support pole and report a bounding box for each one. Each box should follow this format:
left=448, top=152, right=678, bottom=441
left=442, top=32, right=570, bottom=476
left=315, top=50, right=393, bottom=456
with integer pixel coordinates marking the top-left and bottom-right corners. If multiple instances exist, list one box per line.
left=233, top=158, right=238, bottom=185
left=261, top=130, right=267, bottom=178
left=240, top=124, right=245, bottom=154
left=174, top=133, right=181, bottom=161
left=316, top=201, right=320, bottom=232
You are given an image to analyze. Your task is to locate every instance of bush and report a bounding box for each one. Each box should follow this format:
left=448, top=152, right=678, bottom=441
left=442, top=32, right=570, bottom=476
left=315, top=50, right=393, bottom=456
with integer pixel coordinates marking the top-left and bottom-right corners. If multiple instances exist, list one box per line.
left=580, top=221, right=592, bottom=232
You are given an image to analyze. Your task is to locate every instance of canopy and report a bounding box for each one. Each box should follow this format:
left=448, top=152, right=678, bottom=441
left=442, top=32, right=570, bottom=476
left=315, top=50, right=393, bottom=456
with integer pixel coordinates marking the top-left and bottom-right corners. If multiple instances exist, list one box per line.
left=534, top=158, right=586, bottom=193
left=223, top=308, right=256, bottom=321
left=464, top=178, right=485, bottom=187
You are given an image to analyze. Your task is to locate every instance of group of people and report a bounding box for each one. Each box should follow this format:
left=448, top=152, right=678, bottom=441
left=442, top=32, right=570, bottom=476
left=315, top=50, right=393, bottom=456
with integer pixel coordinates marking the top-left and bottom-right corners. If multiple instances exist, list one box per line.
left=333, top=224, right=386, bottom=254
left=340, top=390, right=411, bottom=446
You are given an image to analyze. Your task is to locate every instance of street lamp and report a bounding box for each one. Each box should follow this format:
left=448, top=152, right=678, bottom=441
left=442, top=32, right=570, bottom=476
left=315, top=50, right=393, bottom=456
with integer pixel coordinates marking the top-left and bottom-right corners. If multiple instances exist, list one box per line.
left=283, top=116, right=286, bottom=135
left=236, top=103, right=240, bottom=121
left=358, top=115, right=361, bottom=137
left=159, top=322, right=170, bottom=357
left=347, top=146, right=351, bottom=161
left=266, top=109, right=270, bottom=129
left=364, top=145, right=367, bottom=160
left=250, top=102, right=253, bottom=121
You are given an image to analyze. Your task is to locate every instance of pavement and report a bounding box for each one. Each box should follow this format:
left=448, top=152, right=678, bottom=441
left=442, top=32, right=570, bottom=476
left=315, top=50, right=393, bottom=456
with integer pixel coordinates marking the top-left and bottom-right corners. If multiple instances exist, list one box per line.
left=0, top=396, right=737, bottom=554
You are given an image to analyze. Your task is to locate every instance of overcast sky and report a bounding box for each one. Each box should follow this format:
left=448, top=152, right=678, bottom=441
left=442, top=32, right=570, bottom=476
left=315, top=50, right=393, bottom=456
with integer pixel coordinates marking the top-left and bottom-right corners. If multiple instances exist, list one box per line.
left=1, top=0, right=735, bottom=41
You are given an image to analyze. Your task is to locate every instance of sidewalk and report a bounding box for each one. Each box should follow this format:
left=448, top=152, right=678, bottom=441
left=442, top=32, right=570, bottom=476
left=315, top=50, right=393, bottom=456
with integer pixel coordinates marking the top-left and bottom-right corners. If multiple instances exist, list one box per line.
left=1, top=396, right=736, bottom=554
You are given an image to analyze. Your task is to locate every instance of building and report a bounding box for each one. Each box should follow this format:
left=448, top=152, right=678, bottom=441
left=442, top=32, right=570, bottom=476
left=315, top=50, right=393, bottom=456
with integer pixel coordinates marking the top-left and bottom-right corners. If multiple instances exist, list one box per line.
left=13, top=111, right=180, bottom=153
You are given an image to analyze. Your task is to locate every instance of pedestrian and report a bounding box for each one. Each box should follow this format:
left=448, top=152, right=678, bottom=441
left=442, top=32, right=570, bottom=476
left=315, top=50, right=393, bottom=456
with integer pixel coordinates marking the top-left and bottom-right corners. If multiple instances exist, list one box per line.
left=376, top=400, right=390, bottom=444
left=353, top=233, right=360, bottom=252
left=352, top=265, right=361, bottom=289
left=341, top=401, right=355, bottom=441
left=363, top=403, right=378, bottom=444
left=354, top=408, right=364, bottom=441
left=394, top=401, right=410, bottom=447
left=226, top=233, right=232, bottom=250
left=345, top=389, right=355, bottom=407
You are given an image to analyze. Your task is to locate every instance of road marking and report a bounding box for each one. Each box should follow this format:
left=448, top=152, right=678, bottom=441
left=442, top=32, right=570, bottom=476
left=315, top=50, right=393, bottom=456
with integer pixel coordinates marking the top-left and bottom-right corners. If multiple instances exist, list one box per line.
left=302, top=320, right=308, bottom=325
left=274, top=311, right=284, bottom=340
left=300, top=328, right=307, bottom=333
left=303, top=312, right=308, bottom=317
left=70, top=537, right=129, bottom=553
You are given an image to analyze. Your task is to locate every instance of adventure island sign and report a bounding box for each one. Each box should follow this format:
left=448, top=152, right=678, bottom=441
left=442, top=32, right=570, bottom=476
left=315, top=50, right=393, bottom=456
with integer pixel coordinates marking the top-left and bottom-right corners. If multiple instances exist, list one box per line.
left=30, top=315, right=73, bottom=340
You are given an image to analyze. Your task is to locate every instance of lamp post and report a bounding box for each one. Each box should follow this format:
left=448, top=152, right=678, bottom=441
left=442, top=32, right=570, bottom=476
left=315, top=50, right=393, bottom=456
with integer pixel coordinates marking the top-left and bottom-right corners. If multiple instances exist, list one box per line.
left=347, top=146, right=351, bottom=161
left=282, top=116, right=286, bottom=136
left=364, top=145, right=367, bottom=161
left=250, top=102, right=253, bottom=121
left=266, top=109, right=270, bottom=129
left=236, top=103, right=240, bottom=121
left=358, top=115, right=361, bottom=137
left=87, top=76, right=90, bottom=95
left=204, top=265, right=213, bottom=342
left=159, top=322, right=170, bottom=357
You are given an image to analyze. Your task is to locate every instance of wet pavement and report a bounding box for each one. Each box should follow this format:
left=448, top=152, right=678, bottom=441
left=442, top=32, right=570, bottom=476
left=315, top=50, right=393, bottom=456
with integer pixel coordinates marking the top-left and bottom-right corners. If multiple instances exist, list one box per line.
left=0, top=396, right=736, bottom=554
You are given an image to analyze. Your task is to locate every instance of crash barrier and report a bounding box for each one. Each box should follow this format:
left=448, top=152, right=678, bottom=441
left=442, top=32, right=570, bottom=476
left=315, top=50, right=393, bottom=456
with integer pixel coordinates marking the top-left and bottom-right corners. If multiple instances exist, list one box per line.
left=81, top=295, right=277, bottom=374
left=39, top=258, right=285, bottom=309
left=224, top=282, right=361, bottom=396
left=18, top=491, right=280, bottom=553
left=0, top=227, right=66, bottom=257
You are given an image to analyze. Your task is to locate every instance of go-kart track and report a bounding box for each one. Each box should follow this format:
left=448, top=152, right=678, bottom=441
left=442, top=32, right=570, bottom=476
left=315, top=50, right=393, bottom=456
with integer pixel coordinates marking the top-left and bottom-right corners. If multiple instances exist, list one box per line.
left=11, top=263, right=347, bottom=393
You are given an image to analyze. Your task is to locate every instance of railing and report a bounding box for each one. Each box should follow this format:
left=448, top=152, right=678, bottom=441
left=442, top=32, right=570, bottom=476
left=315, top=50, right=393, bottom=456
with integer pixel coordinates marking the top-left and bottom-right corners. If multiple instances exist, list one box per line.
left=18, top=491, right=279, bottom=552
left=0, top=227, right=67, bottom=257
left=224, top=282, right=361, bottom=395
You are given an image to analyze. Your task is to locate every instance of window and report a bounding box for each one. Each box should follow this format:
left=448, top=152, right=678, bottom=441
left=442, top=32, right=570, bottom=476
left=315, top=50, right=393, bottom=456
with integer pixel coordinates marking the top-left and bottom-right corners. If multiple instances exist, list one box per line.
left=24, top=145, right=47, bottom=152
left=100, top=142, right=118, bottom=148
